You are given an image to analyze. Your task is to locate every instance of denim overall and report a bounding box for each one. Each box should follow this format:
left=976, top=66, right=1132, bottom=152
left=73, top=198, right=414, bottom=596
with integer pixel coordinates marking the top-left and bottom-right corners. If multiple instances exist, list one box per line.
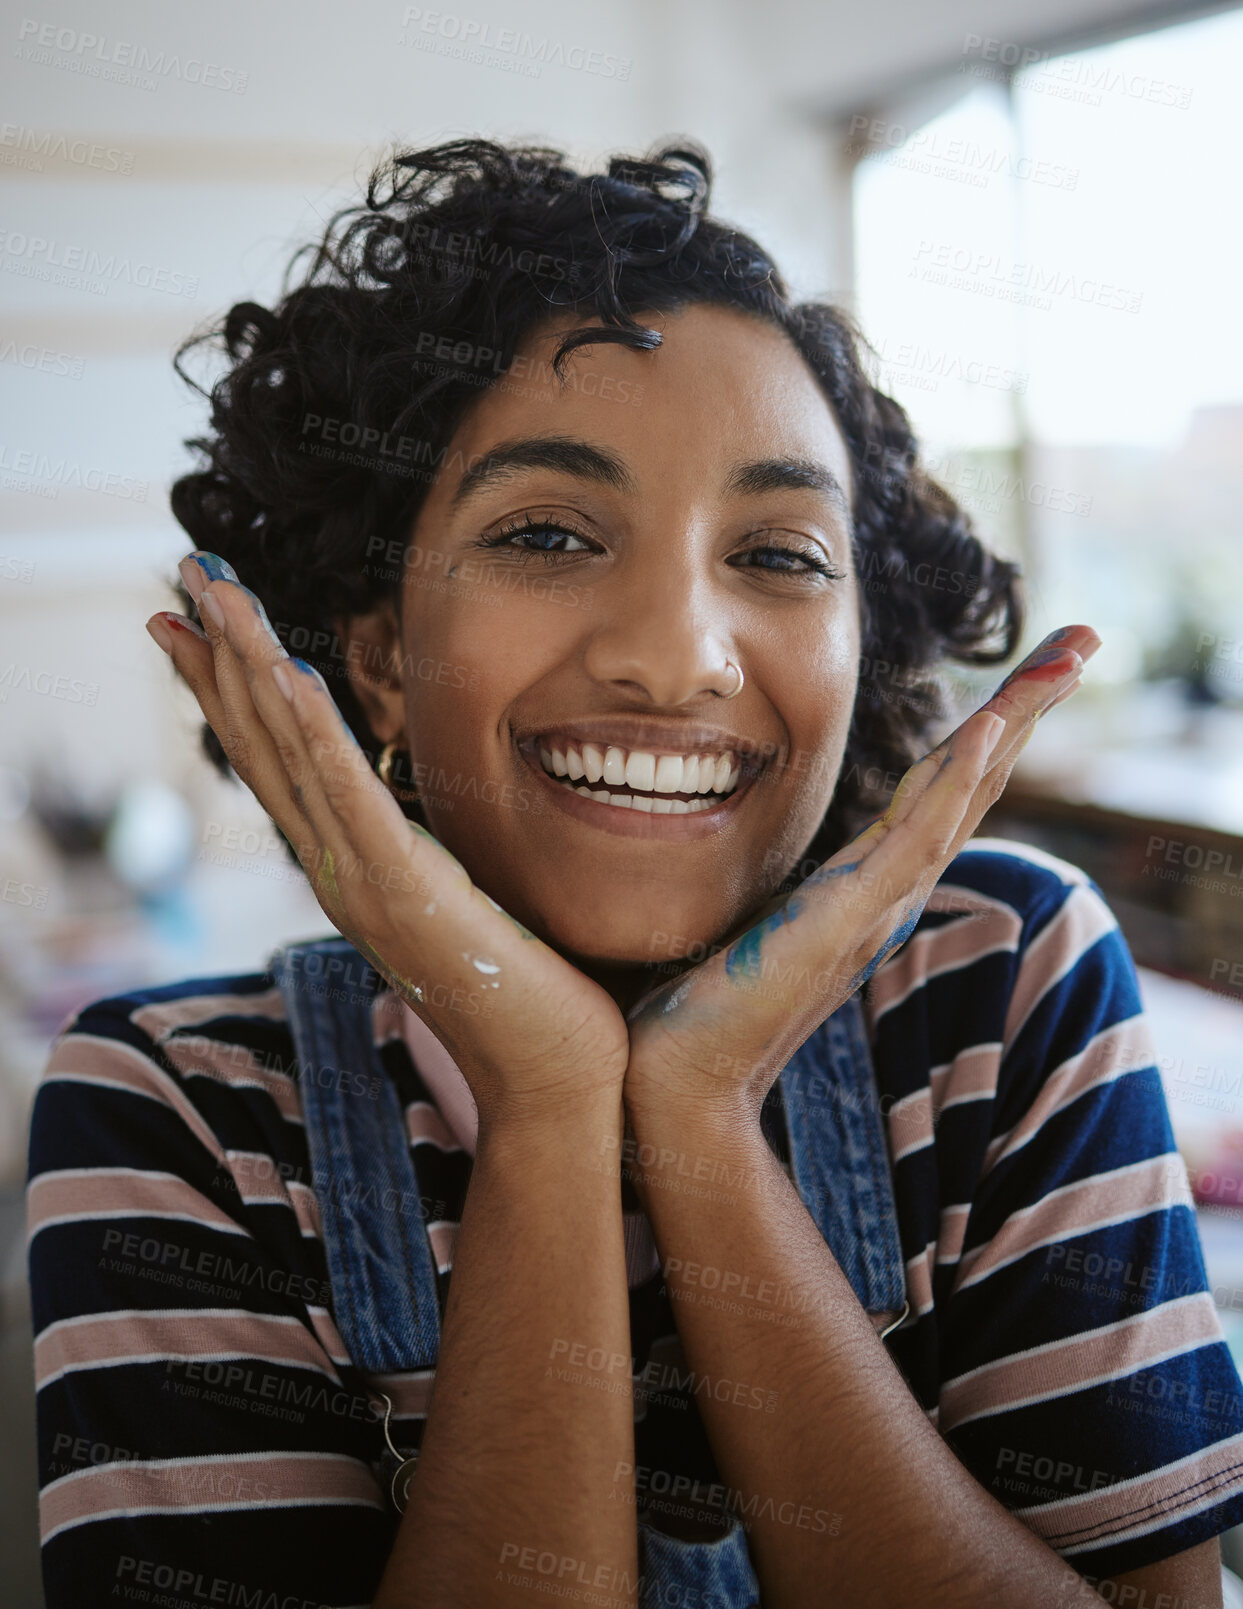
left=271, top=937, right=908, bottom=1608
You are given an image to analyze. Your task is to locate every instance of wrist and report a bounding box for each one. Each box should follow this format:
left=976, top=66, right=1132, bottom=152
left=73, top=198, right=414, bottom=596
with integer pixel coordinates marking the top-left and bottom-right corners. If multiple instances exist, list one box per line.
left=475, top=1086, right=625, bottom=1154
left=623, top=1065, right=766, bottom=1137
left=621, top=1088, right=773, bottom=1210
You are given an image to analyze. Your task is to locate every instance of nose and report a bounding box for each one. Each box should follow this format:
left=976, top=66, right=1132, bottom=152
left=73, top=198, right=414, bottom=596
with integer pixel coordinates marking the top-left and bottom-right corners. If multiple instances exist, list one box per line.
left=580, top=568, right=738, bottom=706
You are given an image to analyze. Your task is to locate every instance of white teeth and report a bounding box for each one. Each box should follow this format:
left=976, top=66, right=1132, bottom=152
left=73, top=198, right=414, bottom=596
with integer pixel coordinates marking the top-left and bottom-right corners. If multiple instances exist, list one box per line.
left=625, top=750, right=656, bottom=791
left=538, top=740, right=745, bottom=796
left=653, top=754, right=684, bottom=794
left=566, top=781, right=714, bottom=814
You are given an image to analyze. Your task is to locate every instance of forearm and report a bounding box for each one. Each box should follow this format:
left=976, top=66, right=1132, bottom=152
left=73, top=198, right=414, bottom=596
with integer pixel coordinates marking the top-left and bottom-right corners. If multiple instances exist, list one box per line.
left=625, top=1097, right=1108, bottom=1609
left=375, top=1094, right=639, bottom=1609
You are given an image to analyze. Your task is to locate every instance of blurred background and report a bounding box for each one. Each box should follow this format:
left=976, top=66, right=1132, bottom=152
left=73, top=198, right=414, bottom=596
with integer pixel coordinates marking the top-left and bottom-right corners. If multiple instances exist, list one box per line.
left=3, top=0, right=1242, bottom=1599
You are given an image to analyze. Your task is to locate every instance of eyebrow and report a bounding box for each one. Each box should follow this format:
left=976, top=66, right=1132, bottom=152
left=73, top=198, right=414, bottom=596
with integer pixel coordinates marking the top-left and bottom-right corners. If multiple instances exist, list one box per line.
left=448, top=435, right=852, bottom=518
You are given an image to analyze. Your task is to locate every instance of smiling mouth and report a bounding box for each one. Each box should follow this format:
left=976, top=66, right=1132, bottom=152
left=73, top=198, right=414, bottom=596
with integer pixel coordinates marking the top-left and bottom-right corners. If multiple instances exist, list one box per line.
left=529, top=737, right=750, bottom=815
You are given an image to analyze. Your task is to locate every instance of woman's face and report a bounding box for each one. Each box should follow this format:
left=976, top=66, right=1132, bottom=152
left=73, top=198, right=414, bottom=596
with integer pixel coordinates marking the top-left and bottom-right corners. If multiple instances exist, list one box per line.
left=394, top=303, right=860, bottom=973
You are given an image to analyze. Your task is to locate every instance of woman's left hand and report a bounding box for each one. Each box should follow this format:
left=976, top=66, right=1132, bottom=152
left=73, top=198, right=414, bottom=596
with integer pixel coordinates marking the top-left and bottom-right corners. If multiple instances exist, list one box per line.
left=622, top=625, right=1099, bottom=1122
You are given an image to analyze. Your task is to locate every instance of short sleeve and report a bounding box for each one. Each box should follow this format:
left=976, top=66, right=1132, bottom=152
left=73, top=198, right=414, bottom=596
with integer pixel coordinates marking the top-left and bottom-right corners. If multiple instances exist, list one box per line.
left=26, top=989, right=393, bottom=1607
left=935, top=873, right=1243, bottom=1581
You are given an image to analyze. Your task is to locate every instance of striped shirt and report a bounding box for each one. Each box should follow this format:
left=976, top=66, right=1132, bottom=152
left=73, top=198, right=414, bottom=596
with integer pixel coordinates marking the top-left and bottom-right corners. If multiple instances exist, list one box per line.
left=26, top=839, right=1243, bottom=1603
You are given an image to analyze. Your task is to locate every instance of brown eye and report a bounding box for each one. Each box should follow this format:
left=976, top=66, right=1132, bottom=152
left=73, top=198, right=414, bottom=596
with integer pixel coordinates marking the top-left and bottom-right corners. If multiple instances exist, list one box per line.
left=736, top=544, right=841, bottom=578
left=479, top=518, right=595, bottom=555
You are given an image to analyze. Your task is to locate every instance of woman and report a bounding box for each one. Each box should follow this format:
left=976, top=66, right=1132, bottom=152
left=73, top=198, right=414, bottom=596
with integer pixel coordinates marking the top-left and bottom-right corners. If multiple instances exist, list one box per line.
left=27, top=139, right=1243, bottom=1607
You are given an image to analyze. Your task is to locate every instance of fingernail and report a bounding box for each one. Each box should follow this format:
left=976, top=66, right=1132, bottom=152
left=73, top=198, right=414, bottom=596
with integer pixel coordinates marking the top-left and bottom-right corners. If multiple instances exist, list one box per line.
left=200, top=588, right=225, bottom=628
left=178, top=551, right=238, bottom=606
left=979, top=711, right=1006, bottom=759
left=146, top=617, right=173, bottom=654
left=1022, top=647, right=1067, bottom=671
left=272, top=661, right=294, bottom=701
left=194, top=551, right=238, bottom=583
left=991, top=646, right=1077, bottom=698
left=178, top=554, right=204, bottom=605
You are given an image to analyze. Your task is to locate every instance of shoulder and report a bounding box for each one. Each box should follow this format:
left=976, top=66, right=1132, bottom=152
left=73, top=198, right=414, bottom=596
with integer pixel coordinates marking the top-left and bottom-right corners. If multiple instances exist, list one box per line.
left=929, top=835, right=1099, bottom=935
left=59, top=964, right=285, bottom=1047
left=28, top=964, right=297, bottom=1179
left=870, top=836, right=1124, bottom=1031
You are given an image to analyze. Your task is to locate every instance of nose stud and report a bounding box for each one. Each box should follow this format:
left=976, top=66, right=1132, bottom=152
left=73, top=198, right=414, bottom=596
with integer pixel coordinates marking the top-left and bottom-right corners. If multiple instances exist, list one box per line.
left=718, top=660, right=744, bottom=700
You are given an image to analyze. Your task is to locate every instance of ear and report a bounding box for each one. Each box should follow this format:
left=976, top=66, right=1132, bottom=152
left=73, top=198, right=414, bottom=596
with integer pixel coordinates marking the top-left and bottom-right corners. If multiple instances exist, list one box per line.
left=332, top=600, right=406, bottom=745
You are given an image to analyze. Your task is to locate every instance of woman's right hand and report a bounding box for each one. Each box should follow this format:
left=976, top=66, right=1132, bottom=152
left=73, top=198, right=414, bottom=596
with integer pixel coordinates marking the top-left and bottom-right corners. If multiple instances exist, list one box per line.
left=148, top=550, right=631, bottom=1132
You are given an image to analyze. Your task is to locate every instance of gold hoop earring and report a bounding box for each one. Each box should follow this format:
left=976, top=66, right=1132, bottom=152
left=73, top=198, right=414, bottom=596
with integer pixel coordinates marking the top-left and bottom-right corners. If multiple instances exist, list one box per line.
left=718, top=660, right=744, bottom=700
left=377, top=740, right=421, bottom=803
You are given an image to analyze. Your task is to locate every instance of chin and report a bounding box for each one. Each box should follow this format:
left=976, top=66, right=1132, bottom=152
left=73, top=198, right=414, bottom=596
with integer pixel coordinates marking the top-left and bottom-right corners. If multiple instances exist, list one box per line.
left=531, top=898, right=729, bottom=971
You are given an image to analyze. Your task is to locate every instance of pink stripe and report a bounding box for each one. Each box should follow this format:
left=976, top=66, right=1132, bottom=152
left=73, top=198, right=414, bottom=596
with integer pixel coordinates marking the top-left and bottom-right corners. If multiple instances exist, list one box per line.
left=941, top=1291, right=1223, bottom=1432
left=222, top=1151, right=323, bottom=1240
left=983, top=1017, right=1157, bottom=1177
left=159, top=1034, right=302, bottom=1123
left=35, top=1308, right=341, bottom=1389
left=27, top=1169, right=244, bottom=1243
left=930, top=1042, right=1001, bottom=1114
left=40, top=1451, right=381, bottom=1540
left=906, top=1243, right=935, bottom=1317
left=937, top=1204, right=971, bottom=1266
left=1003, top=884, right=1116, bottom=1054
left=888, top=1089, right=932, bottom=1162
left=39, top=1037, right=222, bottom=1164
left=955, top=1154, right=1192, bottom=1293
left=1018, top=1430, right=1243, bottom=1554
left=427, top=1220, right=458, bottom=1273
left=130, top=989, right=288, bottom=1042
left=306, top=1305, right=351, bottom=1367
left=406, top=1101, right=460, bottom=1150
left=869, top=895, right=1022, bottom=1022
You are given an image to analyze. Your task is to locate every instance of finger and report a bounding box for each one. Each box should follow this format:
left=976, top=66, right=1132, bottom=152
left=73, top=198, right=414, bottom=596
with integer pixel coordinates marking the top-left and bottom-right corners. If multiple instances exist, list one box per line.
left=274, top=652, right=567, bottom=980
left=978, top=625, right=1100, bottom=768
left=177, top=553, right=298, bottom=802
left=146, top=610, right=219, bottom=721
left=272, top=654, right=444, bottom=908
left=868, top=708, right=1007, bottom=891
left=197, top=574, right=366, bottom=898
left=171, top=555, right=360, bottom=914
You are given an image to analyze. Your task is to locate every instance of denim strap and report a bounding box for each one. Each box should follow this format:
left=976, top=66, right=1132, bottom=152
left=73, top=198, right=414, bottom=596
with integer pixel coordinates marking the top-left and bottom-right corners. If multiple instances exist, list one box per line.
left=775, top=992, right=907, bottom=1316
left=270, top=937, right=442, bottom=1371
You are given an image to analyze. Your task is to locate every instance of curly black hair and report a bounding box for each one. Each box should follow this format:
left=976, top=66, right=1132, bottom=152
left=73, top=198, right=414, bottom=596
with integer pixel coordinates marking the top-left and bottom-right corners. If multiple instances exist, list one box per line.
left=170, top=135, right=1022, bottom=870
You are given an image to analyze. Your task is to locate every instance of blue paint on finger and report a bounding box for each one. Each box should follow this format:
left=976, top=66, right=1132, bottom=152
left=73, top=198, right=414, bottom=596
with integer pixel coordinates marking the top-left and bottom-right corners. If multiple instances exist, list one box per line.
left=192, top=552, right=239, bottom=584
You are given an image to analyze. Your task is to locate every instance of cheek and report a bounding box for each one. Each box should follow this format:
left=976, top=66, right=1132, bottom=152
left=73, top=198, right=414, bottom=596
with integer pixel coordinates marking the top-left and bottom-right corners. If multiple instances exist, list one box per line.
left=772, top=613, right=859, bottom=762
